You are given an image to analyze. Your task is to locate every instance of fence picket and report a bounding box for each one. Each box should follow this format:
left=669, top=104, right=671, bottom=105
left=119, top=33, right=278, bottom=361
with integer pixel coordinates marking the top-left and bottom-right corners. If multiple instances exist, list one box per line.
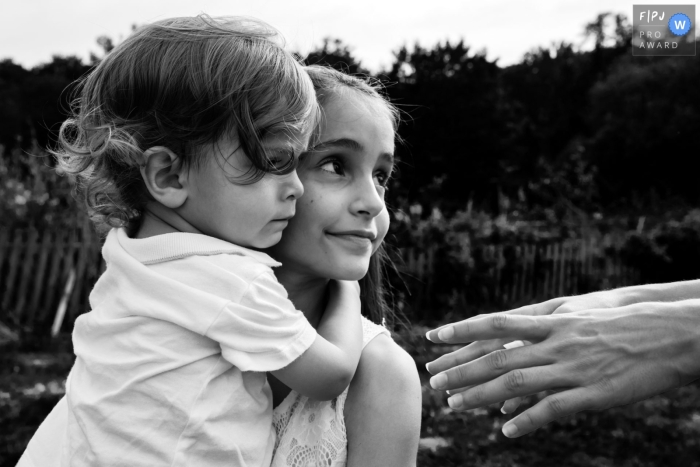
left=0, top=230, right=10, bottom=279
left=26, top=230, right=52, bottom=327
left=14, top=229, right=40, bottom=320
left=494, top=245, right=504, bottom=300
left=38, top=230, right=68, bottom=325
left=1, top=231, right=24, bottom=313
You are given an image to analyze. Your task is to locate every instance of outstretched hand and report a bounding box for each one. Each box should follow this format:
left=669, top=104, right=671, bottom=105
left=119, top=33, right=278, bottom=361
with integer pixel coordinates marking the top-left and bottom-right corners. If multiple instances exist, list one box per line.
left=425, top=299, right=700, bottom=438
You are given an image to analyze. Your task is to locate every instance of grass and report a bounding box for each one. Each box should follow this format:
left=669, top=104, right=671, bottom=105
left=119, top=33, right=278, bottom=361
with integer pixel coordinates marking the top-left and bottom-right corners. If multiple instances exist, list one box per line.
left=2, top=325, right=700, bottom=467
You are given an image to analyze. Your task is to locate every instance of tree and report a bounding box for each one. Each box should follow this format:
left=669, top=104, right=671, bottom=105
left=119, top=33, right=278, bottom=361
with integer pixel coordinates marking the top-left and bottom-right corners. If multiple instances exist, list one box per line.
left=384, top=41, right=511, bottom=212
left=303, top=38, right=367, bottom=74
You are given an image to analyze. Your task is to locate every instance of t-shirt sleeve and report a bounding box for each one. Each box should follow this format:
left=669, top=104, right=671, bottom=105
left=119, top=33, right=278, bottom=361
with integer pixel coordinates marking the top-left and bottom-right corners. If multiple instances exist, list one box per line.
left=204, top=271, right=317, bottom=372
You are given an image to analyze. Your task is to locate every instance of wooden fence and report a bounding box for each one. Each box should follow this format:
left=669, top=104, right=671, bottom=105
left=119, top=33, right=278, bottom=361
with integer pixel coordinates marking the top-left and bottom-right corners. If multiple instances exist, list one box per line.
left=396, top=238, right=640, bottom=319
left=0, top=228, right=641, bottom=334
left=0, top=227, right=103, bottom=336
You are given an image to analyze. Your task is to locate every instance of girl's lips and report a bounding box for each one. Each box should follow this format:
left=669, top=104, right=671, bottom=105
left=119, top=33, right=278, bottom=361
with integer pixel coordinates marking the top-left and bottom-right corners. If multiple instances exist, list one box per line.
left=326, top=230, right=377, bottom=241
left=325, top=231, right=374, bottom=251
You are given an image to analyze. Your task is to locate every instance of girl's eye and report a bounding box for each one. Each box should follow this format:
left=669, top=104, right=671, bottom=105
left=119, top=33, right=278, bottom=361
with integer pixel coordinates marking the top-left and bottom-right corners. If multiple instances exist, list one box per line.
left=374, top=169, right=391, bottom=188
left=319, top=160, right=344, bottom=175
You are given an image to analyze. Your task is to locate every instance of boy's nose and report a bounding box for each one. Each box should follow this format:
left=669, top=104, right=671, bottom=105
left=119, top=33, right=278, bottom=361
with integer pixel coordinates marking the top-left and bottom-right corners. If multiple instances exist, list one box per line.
left=284, top=170, right=304, bottom=200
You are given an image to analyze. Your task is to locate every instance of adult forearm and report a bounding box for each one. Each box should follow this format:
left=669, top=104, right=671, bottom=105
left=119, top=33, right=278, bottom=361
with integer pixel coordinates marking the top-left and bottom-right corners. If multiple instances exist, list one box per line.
left=611, top=279, right=700, bottom=306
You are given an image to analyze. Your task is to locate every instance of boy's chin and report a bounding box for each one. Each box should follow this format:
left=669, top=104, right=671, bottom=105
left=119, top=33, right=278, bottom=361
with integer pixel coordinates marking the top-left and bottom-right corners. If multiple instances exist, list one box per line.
left=246, top=232, right=283, bottom=251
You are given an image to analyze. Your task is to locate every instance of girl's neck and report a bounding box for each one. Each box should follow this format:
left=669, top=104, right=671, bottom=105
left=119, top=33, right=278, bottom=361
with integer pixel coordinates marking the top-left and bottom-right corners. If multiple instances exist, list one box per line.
left=274, top=266, right=330, bottom=329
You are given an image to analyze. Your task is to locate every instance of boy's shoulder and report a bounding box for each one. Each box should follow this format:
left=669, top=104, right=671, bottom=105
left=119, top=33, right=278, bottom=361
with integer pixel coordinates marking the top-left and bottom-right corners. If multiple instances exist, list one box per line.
left=111, top=228, right=279, bottom=268
left=107, top=228, right=282, bottom=301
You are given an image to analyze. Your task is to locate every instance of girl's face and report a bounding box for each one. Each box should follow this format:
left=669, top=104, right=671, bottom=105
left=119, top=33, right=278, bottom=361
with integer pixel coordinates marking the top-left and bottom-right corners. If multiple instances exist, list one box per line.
left=269, top=91, right=395, bottom=280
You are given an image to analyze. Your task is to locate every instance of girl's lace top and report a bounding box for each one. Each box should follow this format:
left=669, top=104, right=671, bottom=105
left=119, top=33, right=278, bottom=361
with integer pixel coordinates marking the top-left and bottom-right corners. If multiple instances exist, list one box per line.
left=271, top=317, right=390, bottom=467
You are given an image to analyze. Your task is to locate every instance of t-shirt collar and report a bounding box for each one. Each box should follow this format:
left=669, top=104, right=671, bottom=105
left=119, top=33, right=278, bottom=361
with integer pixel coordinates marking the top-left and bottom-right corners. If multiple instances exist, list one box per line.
left=113, top=228, right=281, bottom=267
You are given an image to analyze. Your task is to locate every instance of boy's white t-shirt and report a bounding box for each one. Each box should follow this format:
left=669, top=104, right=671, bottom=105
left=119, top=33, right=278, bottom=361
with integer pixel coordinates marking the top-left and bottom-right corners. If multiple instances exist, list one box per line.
left=62, top=229, right=317, bottom=467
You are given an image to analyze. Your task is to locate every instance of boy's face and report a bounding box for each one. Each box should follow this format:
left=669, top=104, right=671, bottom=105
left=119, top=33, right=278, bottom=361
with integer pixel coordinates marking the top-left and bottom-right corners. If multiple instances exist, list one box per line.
left=180, top=133, right=307, bottom=249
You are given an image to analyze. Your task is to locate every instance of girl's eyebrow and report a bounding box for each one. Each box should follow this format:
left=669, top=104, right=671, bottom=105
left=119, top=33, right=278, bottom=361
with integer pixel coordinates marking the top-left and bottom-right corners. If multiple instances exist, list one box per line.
left=308, top=138, right=363, bottom=152
left=380, top=152, right=395, bottom=165
left=308, top=138, right=395, bottom=164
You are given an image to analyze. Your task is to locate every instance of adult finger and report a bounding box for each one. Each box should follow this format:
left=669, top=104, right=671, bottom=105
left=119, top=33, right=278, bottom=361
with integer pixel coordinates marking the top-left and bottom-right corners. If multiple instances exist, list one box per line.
left=444, top=365, right=566, bottom=410
left=501, top=388, right=592, bottom=438
left=426, top=310, right=532, bottom=344
left=426, top=339, right=509, bottom=375
left=500, top=397, right=523, bottom=414
left=429, top=313, right=552, bottom=345
left=425, top=297, right=575, bottom=342
left=446, top=384, right=474, bottom=395
left=430, top=344, right=551, bottom=391
left=496, top=297, right=570, bottom=318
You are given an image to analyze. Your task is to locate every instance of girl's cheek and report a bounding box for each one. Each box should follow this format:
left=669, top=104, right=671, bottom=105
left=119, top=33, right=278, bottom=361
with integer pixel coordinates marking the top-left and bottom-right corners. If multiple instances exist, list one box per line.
left=376, top=210, right=390, bottom=239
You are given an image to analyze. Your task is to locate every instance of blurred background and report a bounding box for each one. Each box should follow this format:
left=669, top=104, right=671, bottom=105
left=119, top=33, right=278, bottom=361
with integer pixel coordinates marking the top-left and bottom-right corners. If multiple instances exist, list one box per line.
left=2, top=1, right=700, bottom=466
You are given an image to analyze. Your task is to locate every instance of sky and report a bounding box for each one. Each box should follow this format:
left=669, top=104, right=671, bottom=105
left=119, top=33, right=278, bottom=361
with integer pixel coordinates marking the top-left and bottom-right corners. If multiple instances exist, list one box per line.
left=0, top=0, right=695, bottom=71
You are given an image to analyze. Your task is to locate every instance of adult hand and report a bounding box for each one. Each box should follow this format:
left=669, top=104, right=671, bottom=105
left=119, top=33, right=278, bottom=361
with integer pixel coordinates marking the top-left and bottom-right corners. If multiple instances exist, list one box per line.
left=425, top=300, right=700, bottom=438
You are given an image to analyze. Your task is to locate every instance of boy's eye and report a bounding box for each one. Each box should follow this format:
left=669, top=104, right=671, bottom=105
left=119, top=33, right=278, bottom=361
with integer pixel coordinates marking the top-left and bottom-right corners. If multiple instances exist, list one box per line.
left=320, top=160, right=343, bottom=175
left=264, top=150, right=295, bottom=174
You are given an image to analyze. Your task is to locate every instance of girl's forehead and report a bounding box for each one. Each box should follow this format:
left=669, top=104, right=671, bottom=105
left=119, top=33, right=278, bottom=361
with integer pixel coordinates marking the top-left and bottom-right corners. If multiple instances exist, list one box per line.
left=320, top=93, right=394, bottom=137
left=326, top=89, right=392, bottom=119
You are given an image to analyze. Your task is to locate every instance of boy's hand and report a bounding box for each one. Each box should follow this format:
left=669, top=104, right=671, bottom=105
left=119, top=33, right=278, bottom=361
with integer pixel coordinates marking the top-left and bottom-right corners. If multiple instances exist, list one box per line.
left=338, top=280, right=361, bottom=295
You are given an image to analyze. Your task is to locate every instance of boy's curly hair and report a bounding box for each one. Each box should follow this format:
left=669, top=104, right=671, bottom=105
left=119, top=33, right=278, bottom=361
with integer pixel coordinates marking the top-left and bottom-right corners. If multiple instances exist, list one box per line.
left=55, top=15, right=318, bottom=236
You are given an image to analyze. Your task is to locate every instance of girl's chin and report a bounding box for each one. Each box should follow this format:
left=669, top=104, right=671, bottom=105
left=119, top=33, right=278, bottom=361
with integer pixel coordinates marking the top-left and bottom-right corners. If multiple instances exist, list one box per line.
left=320, top=259, right=371, bottom=281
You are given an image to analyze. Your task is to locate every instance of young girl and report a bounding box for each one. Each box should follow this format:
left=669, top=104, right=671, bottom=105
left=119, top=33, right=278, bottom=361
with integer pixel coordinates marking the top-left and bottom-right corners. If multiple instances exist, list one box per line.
left=48, top=15, right=363, bottom=467
left=267, top=66, right=421, bottom=467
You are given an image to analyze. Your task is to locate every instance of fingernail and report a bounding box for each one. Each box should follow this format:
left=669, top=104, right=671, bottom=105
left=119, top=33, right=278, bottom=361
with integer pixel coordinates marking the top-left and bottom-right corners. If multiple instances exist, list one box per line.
left=500, top=406, right=507, bottom=414
left=503, top=340, right=525, bottom=350
left=447, top=394, right=462, bottom=409
left=502, top=424, right=518, bottom=437
left=437, top=326, right=454, bottom=341
left=425, top=362, right=433, bottom=373
left=429, top=373, right=447, bottom=389
left=425, top=331, right=434, bottom=342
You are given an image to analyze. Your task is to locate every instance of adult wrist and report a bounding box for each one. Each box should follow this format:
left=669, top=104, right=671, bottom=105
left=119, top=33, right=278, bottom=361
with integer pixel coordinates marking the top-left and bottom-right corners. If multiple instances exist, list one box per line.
left=671, top=299, right=700, bottom=381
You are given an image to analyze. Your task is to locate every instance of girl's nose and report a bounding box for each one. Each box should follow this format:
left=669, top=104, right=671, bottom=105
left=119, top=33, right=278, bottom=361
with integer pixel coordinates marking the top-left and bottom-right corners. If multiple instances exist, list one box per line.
left=351, top=177, right=385, bottom=218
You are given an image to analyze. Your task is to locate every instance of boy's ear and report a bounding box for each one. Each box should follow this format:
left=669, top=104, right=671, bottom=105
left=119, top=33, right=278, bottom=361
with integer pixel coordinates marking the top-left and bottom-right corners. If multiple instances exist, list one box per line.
left=140, top=146, right=188, bottom=209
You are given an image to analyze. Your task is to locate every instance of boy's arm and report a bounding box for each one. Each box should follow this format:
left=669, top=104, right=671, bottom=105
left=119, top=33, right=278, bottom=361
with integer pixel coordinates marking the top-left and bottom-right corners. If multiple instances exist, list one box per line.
left=271, top=280, right=363, bottom=401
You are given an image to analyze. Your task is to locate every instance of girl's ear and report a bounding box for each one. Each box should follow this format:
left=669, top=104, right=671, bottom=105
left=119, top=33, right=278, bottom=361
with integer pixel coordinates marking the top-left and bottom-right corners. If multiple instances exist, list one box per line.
left=140, top=146, right=189, bottom=209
